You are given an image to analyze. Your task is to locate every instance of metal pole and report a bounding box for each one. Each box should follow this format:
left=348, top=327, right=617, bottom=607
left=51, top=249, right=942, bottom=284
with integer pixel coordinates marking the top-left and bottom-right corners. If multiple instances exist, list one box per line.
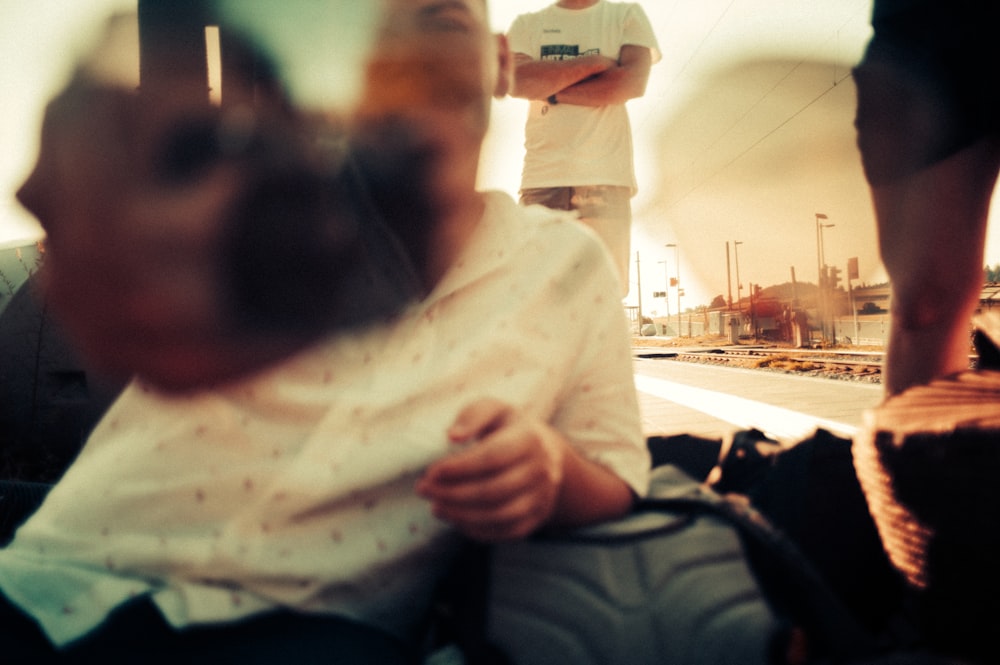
left=635, top=251, right=642, bottom=334
left=815, top=213, right=828, bottom=342
left=734, top=241, right=743, bottom=314
left=790, top=266, right=798, bottom=305
left=726, top=241, right=732, bottom=310
left=676, top=248, right=681, bottom=338
left=815, top=214, right=825, bottom=288
left=820, top=220, right=835, bottom=341
left=850, top=276, right=859, bottom=345
left=848, top=257, right=860, bottom=344
left=820, top=226, right=828, bottom=269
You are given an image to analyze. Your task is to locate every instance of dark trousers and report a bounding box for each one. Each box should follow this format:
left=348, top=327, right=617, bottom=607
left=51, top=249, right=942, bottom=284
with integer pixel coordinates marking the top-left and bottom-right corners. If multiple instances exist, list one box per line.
left=0, top=592, right=416, bottom=665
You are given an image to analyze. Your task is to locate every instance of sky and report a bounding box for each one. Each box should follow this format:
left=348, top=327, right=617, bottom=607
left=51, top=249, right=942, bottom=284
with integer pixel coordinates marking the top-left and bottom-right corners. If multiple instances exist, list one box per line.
left=2, top=1, right=999, bottom=313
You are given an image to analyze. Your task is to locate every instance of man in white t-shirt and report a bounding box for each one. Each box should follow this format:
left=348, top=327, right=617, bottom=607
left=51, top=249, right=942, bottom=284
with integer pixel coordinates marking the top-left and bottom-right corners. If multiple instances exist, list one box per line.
left=507, top=0, right=660, bottom=295
left=0, top=0, right=648, bottom=660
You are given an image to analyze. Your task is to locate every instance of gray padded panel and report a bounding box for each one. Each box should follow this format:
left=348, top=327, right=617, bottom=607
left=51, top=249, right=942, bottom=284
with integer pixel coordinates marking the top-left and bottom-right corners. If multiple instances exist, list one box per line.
left=487, top=466, right=781, bottom=665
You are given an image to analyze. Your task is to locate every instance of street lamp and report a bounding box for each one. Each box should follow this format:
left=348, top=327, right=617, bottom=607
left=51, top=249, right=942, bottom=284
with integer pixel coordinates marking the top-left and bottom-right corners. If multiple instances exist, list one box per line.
left=815, top=213, right=835, bottom=279
left=734, top=241, right=743, bottom=314
left=666, top=244, right=680, bottom=337
left=725, top=242, right=733, bottom=310
left=815, top=213, right=835, bottom=340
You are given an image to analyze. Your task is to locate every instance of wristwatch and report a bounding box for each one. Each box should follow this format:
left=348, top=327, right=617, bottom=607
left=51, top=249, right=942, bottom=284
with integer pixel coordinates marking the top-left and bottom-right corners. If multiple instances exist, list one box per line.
left=547, top=93, right=558, bottom=105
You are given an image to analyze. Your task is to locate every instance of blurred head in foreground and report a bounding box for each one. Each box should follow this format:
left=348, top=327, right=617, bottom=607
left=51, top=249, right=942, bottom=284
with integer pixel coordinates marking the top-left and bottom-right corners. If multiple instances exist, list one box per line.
left=15, top=1, right=507, bottom=390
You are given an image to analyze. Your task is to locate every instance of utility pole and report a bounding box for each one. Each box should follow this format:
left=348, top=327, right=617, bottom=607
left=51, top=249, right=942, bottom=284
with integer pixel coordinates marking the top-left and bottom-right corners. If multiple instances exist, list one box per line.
left=726, top=241, right=732, bottom=309
left=734, top=241, right=743, bottom=314
left=635, top=251, right=642, bottom=334
left=848, top=257, right=860, bottom=345
left=815, top=213, right=834, bottom=342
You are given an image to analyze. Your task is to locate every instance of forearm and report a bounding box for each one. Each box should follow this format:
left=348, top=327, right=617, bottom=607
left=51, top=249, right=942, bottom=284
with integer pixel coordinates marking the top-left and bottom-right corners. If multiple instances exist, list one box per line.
left=510, top=54, right=615, bottom=100
left=552, top=67, right=643, bottom=106
left=551, top=45, right=653, bottom=107
left=549, top=442, right=637, bottom=528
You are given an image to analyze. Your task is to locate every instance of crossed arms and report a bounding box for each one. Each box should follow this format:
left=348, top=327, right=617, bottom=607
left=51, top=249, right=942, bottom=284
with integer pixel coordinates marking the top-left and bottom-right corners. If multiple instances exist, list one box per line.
left=510, top=44, right=653, bottom=106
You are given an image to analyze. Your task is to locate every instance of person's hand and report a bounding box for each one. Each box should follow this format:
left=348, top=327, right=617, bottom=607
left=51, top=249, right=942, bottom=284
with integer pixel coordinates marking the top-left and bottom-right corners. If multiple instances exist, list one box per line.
left=417, top=398, right=569, bottom=542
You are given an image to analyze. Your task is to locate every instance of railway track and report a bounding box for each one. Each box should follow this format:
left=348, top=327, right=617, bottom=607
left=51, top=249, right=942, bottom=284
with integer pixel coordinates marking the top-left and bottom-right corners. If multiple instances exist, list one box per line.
left=634, top=345, right=885, bottom=382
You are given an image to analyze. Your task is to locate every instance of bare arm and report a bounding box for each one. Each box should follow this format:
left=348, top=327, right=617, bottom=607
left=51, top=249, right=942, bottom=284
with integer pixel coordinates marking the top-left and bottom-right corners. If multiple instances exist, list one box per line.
left=554, top=44, right=653, bottom=107
left=550, top=433, right=637, bottom=527
left=510, top=52, right=618, bottom=101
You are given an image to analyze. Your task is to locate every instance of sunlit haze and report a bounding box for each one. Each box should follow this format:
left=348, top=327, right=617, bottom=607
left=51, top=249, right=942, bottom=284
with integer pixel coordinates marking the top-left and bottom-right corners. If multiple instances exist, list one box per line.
left=2, top=1, right=999, bottom=312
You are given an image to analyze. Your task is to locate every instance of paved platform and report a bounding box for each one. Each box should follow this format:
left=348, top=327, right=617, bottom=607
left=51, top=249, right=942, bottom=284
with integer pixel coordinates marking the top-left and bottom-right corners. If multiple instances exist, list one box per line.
left=631, top=352, right=884, bottom=445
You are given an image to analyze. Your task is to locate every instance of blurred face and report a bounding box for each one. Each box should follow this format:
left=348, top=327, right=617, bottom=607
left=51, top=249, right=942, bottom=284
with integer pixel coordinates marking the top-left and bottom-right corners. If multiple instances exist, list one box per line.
left=13, top=15, right=411, bottom=388
left=13, top=4, right=506, bottom=387
left=355, top=0, right=506, bottom=150
left=13, top=65, right=308, bottom=385
left=16, top=80, right=237, bottom=372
